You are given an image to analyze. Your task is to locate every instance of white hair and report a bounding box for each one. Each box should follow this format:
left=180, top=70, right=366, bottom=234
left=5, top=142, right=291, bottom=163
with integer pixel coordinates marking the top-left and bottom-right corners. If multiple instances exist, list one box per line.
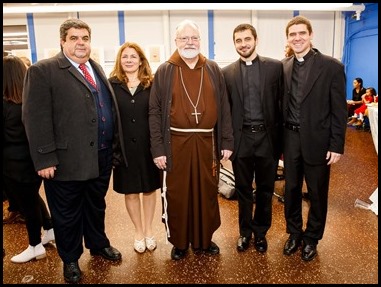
left=175, top=19, right=201, bottom=38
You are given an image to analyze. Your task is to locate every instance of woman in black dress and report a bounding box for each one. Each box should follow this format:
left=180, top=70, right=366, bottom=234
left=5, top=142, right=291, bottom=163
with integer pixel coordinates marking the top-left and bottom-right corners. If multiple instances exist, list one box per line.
left=109, top=42, right=160, bottom=253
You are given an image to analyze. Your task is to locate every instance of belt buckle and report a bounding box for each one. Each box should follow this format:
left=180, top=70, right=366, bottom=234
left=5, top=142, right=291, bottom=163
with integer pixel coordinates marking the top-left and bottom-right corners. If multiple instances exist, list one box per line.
left=286, top=123, right=299, bottom=132
left=251, top=124, right=264, bottom=132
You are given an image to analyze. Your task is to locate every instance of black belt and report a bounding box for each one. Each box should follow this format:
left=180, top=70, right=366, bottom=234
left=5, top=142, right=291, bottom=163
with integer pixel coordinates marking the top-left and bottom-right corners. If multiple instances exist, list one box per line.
left=243, top=124, right=266, bottom=132
left=285, top=122, right=300, bottom=132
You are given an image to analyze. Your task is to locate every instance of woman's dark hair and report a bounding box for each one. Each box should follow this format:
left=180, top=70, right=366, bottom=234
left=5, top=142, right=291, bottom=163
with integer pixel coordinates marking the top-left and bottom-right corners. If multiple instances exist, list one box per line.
left=3, top=55, right=27, bottom=104
left=354, top=77, right=363, bottom=89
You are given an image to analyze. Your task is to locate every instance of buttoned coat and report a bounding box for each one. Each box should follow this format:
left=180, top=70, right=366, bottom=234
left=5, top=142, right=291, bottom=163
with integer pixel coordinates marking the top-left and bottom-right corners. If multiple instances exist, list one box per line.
left=22, top=52, right=126, bottom=181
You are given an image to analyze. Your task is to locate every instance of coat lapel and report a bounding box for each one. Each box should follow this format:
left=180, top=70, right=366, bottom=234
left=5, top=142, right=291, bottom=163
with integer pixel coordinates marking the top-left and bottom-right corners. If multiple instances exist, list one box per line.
left=232, top=60, right=244, bottom=104
left=301, top=52, right=323, bottom=102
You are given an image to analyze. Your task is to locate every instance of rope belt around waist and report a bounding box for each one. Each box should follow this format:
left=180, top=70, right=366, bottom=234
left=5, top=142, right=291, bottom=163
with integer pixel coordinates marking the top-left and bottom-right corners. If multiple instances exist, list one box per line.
left=242, top=124, right=266, bottom=132
left=285, top=122, right=300, bottom=132
left=170, top=127, right=214, bottom=133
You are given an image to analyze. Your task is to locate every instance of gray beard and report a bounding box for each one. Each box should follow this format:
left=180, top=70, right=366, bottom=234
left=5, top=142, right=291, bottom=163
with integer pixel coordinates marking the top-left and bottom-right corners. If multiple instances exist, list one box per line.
left=179, top=48, right=200, bottom=59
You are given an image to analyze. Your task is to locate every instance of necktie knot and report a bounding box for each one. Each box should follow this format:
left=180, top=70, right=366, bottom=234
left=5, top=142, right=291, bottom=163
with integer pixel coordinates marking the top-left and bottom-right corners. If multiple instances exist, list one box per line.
left=79, top=63, right=97, bottom=89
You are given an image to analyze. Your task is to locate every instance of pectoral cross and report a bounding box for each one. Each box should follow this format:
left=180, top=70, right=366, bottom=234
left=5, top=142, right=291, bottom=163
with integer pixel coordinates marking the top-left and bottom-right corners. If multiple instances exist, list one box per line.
left=191, top=108, right=201, bottom=124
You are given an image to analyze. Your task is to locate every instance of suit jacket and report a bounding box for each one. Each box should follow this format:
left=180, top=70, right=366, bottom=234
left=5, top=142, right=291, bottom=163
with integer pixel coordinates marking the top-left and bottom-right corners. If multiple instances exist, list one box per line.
left=222, top=56, right=283, bottom=161
left=22, top=52, right=125, bottom=181
left=281, top=48, right=347, bottom=164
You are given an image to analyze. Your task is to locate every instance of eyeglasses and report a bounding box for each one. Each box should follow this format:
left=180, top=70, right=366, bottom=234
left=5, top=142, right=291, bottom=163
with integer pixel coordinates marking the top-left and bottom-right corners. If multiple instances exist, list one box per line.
left=176, top=36, right=200, bottom=43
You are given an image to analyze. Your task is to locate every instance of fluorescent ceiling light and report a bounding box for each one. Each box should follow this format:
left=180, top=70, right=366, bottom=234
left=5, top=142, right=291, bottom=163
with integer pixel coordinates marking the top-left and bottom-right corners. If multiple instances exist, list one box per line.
left=3, top=32, right=28, bottom=37
left=3, top=3, right=365, bottom=14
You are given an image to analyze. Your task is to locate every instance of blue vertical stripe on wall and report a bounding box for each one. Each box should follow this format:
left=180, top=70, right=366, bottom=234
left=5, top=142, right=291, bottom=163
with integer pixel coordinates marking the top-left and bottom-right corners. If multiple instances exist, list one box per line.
left=293, top=11, right=299, bottom=17
left=207, top=10, right=215, bottom=60
left=118, top=11, right=125, bottom=45
left=26, top=13, right=37, bottom=63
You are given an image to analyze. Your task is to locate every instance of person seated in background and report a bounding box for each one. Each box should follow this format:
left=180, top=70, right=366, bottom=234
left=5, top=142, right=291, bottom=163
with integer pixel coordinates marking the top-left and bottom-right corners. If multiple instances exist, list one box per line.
left=347, top=77, right=366, bottom=119
left=347, top=87, right=376, bottom=127
left=362, top=94, right=378, bottom=131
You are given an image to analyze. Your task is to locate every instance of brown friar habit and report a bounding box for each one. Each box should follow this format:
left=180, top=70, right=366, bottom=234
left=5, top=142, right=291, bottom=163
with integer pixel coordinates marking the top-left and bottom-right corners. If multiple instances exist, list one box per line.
left=164, top=51, right=220, bottom=250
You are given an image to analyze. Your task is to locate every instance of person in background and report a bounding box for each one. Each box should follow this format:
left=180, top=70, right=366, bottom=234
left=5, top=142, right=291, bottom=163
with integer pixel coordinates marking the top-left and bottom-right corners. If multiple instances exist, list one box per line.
left=22, top=18, right=123, bottom=283
left=281, top=15, right=347, bottom=262
left=347, top=87, right=376, bottom=127
left=284, top=44, right=294, bottom=57
left=149, top=19, right=234, bottom=260
left=3, top=55, right=55, bottom=264
left=3, top=56, right=33, bottom=225
left=3, top=55, right=30, bottom=225
left=109, top=42, right=161, bottom=254
left=222, top=23, right=283, bottom=253
left=19, top=56, right=32, bottom=69
left=347, top=77, right=366, bottom=120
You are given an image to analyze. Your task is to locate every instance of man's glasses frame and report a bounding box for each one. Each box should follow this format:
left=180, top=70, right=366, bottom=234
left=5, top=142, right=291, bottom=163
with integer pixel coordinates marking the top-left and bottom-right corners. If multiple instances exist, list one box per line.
left=176, top=36, right=200, bottom=43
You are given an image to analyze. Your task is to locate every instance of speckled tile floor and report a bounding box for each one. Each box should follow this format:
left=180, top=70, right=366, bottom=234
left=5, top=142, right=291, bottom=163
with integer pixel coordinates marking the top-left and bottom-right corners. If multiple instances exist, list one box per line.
left=3, top=127, right=378, bottom=284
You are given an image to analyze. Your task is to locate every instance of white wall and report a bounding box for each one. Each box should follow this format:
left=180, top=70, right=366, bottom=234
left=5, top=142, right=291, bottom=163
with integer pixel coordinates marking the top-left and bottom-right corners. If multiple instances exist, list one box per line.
left=3, top=10, right=345, bottom=73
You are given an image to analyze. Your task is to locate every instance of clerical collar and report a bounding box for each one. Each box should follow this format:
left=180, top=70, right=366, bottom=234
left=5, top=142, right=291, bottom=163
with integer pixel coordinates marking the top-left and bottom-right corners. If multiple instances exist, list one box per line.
left=240, top=56, right=258, bottom=66
left=295, top=49, right=314, bottom=63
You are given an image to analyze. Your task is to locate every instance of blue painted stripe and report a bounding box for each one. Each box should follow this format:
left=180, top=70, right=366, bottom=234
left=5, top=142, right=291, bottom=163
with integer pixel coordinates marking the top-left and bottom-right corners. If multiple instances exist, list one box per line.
left=118, top=11, right=125, bottom=45
left=293, top=11, right=299, bottom=17
left=26, top=13, right=37, bottom=63
left=207, top=10, right=214, bottom=60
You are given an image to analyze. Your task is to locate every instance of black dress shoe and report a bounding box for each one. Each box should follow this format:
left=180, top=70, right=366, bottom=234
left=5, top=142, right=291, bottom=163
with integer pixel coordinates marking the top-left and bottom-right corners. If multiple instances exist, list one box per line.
left=90, top=246, right=122, bottom=261
left=237, top=236, right=251, bottom=252
left=63, top=261, right=82, bottom=283
left=254, top=237, right=268, bottom=253
left=171, top=247, right=187, bottom=260
left=203, top=241, right=220, bottom=255
left=283, top=237, right=302, bottom=255
left=301, top=244, right=317, bottom=261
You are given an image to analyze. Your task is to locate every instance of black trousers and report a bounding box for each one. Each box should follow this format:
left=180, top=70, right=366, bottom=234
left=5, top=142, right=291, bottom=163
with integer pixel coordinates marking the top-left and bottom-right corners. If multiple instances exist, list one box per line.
left=3, top=176, right=52, bottom=246
left=283, top=128, right=330, bottom=245
left=44, top=148, right=113, bottom=263
left=232, top=130, right=278, bottom=238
